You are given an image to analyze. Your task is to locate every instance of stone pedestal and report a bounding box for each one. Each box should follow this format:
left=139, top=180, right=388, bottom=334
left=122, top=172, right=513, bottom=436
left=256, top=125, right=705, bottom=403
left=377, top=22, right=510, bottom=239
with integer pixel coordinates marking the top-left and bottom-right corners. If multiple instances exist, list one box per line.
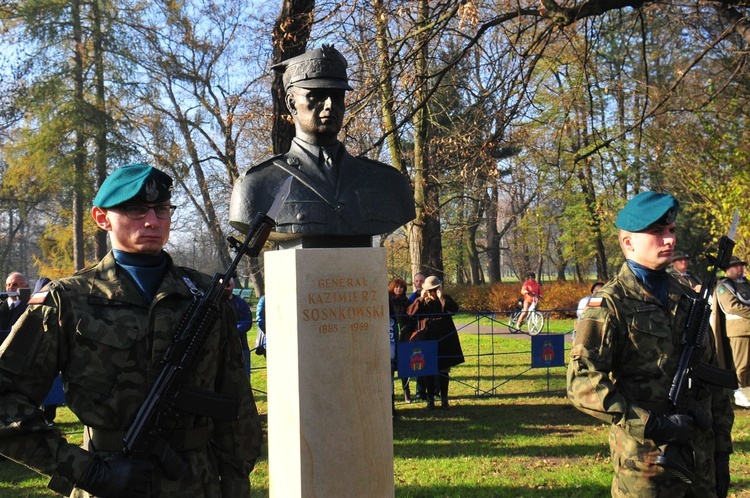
left=265, top=247, right=394, bottom=498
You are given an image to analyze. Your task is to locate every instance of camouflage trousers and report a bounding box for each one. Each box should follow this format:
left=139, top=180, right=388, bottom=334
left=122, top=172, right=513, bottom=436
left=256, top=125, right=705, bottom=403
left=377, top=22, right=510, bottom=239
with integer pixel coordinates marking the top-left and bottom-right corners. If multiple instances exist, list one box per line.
left=609, top=423, right=718, bottom=498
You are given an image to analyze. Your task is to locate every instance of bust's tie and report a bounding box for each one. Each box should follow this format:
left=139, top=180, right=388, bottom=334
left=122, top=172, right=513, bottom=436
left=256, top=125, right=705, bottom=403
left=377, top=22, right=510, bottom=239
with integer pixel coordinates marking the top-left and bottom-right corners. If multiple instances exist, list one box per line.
left=320, top=147, right=337, bottom=186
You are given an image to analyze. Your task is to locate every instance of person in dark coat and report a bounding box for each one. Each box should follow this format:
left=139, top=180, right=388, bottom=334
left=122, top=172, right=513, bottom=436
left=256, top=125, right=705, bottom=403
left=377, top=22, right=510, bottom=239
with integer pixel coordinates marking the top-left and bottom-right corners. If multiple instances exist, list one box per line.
left=226, top=278, right=253, bottom=377
left=388, top=278, right=414, bottom=404
left=407, top=276, right=464, bottom=410
left=0, top=272, right=30, bottom=332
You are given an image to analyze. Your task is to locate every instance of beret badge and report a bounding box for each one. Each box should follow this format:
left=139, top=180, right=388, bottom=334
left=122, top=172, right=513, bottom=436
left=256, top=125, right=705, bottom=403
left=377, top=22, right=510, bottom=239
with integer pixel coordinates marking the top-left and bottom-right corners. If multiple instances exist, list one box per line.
left=144, top=180, right=159, bottom=202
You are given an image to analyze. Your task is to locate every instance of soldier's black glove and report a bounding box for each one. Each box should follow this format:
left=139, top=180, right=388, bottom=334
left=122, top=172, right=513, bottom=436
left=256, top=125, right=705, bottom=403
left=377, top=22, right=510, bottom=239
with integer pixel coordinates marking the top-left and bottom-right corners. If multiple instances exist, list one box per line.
left=77, top=451, right=154, bottom=498
left=715, top=451, right=730, bottom=498
left=644, top=413, right=693, bottom=446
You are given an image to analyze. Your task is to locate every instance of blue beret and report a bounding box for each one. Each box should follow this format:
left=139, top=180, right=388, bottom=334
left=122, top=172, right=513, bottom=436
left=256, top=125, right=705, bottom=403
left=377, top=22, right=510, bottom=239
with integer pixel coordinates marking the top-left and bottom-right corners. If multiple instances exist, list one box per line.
left=93, top=164, right=173, bottom=208
left=615, top=191, right=679, bottom=232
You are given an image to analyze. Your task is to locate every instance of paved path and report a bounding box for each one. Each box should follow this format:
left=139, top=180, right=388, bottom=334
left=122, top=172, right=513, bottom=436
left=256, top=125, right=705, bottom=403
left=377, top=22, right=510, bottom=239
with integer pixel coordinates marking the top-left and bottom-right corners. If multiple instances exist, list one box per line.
left=456, top=321, right=574, bottom=341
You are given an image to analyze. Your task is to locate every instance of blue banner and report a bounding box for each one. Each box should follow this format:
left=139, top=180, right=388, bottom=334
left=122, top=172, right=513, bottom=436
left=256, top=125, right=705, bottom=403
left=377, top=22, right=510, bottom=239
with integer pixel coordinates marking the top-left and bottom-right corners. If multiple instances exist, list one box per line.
left=531, top=334, right=565, bottom=368
left=43, top=374, right=65, bottom=406
left=397, top=340, right=438, bottom=377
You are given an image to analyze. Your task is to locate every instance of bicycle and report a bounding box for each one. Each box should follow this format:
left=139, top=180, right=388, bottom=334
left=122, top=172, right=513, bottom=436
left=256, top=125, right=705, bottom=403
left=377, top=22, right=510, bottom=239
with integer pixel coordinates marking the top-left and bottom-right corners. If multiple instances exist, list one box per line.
left=508, top=295, right=544, bottom=335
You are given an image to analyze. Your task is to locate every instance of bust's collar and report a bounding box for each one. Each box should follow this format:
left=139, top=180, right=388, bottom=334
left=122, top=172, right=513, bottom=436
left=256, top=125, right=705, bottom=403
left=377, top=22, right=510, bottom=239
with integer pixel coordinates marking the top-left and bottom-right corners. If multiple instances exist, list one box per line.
left=292, top=137, right=340, bottom=156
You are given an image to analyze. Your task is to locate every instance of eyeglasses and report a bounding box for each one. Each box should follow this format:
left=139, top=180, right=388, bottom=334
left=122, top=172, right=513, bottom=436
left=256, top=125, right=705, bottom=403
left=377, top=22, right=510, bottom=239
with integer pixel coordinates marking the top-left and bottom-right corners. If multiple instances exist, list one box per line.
left=115, top=205, right=176, bottom=220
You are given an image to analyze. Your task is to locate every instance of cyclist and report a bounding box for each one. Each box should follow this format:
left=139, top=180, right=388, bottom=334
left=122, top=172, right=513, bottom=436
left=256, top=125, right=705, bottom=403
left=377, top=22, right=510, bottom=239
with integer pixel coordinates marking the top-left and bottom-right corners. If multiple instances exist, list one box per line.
left=517, top=272, right=542, bottom=327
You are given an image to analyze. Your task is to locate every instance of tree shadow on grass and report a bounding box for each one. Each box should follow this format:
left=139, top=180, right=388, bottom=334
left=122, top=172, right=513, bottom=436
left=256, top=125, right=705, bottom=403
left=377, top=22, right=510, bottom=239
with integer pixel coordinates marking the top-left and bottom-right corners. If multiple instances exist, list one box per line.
left=395, top=483, right=609, bottom=498
left=393, top=398, right=609, bottom=460
left=732, top=436, right=750, bottom=454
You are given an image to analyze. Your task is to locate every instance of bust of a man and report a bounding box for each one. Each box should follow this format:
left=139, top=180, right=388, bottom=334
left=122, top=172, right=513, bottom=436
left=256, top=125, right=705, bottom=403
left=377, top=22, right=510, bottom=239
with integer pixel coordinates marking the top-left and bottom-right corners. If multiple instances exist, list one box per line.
left=229, top=45, right=415, bottom=248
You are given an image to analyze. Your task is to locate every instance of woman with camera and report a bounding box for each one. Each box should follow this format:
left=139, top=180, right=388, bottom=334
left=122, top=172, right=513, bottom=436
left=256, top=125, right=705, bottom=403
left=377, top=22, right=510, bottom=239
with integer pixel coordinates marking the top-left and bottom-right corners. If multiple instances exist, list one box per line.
left=407, top=276, right=464, bottom=410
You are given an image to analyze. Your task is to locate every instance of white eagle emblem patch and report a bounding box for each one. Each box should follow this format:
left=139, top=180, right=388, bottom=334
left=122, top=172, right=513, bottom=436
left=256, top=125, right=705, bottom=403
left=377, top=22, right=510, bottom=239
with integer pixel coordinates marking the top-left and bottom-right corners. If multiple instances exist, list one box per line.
left=144, top=180, right=159, bottom=202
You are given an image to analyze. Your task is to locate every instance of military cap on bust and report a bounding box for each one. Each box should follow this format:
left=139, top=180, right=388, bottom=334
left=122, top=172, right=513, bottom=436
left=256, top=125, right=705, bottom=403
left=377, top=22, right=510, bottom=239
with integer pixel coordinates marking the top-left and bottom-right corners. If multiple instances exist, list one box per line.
left=271, top=45, right=353, bottom=91
left=93, top=163, right=173, bottom=208
left=672, top=251, right=690, bottom=261
left=615, top=191, right=679, bottom=232
left=728, top=256, right=747, bottom=267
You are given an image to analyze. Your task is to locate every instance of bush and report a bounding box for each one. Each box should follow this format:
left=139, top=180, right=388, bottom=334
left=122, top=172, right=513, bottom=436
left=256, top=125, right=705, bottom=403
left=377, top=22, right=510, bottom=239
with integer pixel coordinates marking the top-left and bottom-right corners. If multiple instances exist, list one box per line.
left=449, top=280, right=593, bottom=318
left=449, top=285, right=493, bottom=311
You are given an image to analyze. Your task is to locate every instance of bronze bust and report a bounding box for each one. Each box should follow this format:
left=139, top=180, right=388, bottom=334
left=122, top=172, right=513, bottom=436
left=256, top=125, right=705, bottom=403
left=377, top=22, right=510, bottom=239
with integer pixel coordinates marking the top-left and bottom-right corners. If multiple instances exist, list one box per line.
left=229, top=45, right=415, bottom=248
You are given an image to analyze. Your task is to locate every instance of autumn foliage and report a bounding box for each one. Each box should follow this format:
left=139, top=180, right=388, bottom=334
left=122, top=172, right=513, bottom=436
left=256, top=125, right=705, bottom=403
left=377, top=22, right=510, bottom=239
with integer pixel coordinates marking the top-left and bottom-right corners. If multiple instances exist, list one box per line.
left=449, top=280, right=594, bottom=318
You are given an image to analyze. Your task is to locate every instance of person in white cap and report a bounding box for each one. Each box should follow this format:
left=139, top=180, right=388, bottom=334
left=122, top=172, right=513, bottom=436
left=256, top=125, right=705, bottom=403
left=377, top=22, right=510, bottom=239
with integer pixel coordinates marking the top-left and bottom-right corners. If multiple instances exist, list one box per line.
left=407, top=276, right=464, bottom=410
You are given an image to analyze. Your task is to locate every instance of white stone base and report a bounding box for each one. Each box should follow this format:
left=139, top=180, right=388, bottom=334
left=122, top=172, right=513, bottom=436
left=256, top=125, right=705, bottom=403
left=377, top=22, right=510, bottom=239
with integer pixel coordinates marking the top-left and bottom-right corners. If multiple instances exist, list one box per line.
left=265, top=247, right=394, bottom=498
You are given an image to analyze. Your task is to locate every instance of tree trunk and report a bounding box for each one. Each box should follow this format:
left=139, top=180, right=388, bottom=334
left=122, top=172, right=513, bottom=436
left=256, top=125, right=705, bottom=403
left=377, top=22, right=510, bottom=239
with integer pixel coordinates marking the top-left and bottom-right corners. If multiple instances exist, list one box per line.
left=271, top=0, right=314, bottom=155
left=410, top=0, right=443, bottom=281
left=252, top=0, right=315, bottom=297
left=486, top=185, right=501, bottom=283
left=467, top=197, right=484, bottom=285
left=555, top=245, right=567, bottom=281
left=92, top=0, right=109, bottom=261
left=72, top=0, right=86, bottom=271
left=467, top=226, right=481, bottom=285
left=161, top=83, right=232, bottom=271
left=373, top=0, right=406, bottom=175
left=577, top=168, right=608, bottom=281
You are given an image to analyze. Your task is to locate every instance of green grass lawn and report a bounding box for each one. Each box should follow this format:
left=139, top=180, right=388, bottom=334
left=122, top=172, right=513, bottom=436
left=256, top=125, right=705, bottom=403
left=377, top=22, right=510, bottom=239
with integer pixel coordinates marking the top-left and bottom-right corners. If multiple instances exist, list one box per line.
left=2, top=324, right=749, bottom=497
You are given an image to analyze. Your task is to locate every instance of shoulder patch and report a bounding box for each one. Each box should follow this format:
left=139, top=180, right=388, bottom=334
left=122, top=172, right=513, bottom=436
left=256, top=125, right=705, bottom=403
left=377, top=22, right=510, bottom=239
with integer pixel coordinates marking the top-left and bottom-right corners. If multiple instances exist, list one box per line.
left=587, top=297, right=604, bottom=308
left=718, top=286, right=725, bottom=295
left=28, top=291, right=49, bottom=305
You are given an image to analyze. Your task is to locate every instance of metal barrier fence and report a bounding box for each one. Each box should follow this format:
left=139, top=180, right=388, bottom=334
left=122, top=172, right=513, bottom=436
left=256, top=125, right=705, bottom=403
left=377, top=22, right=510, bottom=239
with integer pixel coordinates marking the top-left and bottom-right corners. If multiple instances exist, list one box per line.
left=247, top=308, right=576, bottom=400
left=448, top=310, right=574, bottom=399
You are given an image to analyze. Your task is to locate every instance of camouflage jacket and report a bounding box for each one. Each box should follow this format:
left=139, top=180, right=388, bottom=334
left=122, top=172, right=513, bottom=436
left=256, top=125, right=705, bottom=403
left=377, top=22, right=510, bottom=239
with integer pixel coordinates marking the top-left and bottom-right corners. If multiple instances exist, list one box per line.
left=0, top=252, right=262, bottom=496
left=567, top=262, right=733, bottom=453
left=666, top=266, right=701, bottom=290
left=714, top=276, right=750, bottom=337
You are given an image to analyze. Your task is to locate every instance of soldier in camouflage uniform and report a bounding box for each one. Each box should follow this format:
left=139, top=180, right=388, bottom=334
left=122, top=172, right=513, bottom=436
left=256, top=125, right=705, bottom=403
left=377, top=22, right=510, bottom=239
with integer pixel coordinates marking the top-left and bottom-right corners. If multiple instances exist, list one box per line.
left=713, top=256, right=750, bottom=408
left=567, top=191, right=734, bottom=498
left=0, top=164, right=262, bottom=497
left=667, top=251, right=702, bottom=292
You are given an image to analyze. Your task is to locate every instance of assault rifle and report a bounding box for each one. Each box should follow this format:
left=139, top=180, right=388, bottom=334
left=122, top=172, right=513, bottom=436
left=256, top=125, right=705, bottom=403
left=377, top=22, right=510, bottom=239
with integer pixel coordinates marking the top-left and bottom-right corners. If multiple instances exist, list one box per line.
left=655, top=210, right=740, bottom=483
left=122, top=176, right=292, bottom=478
left=0, top=288, right=30, bottom=301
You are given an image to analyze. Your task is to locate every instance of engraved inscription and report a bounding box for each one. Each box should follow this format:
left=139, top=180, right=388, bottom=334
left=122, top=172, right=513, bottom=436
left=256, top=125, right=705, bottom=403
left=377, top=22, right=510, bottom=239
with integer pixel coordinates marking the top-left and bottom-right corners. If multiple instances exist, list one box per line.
left=304, top=276, right=384, bottom=333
